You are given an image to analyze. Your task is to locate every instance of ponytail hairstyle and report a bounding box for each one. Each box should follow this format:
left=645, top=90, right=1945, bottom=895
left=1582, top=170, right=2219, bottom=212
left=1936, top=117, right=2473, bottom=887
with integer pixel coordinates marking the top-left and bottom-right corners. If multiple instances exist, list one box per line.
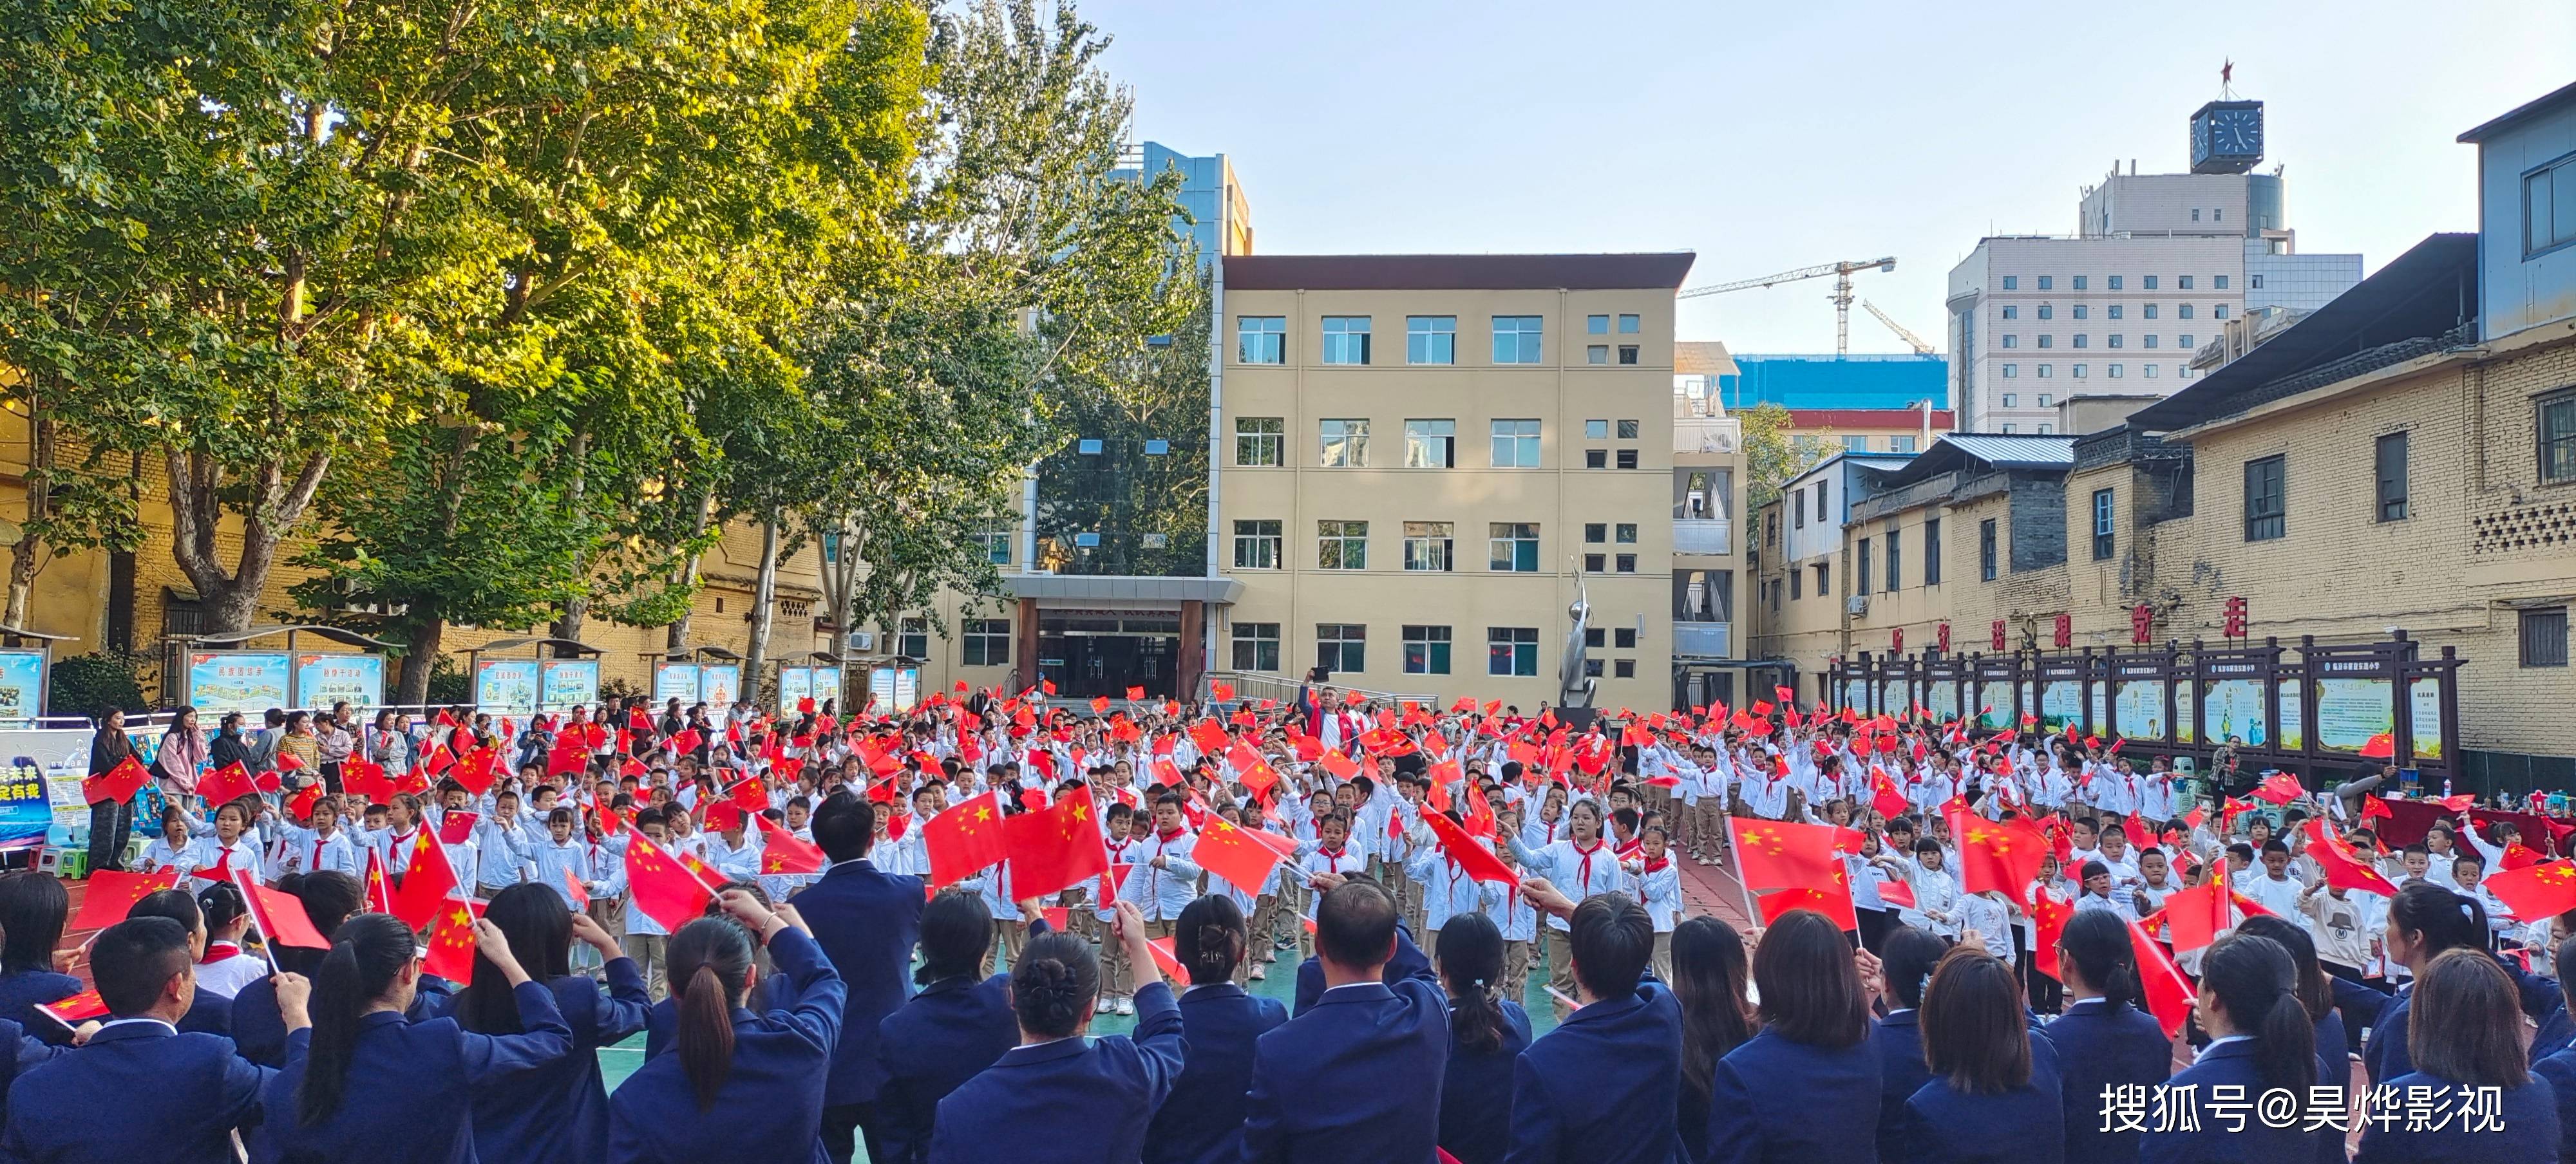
left=194, top=879, right=248, bottom=940
left=2388, top=881, right=2487, bottom=967
left=1010, top=930, right=1101, bottom=1039
left=1174, top=894, right=1247, bottom=987
left=1436, top=912, right=1507, bottom=1056
left=2409, top=948, right=2530, bottom=1087
left=299, top=914, right=417, bottom=1127
left=2199, top=933, right=2316, bottom=1093
left=1672, top=915, right=1754, bottom=1109
left=460, top=884, right=572, bottom=1034
left=1880, top=925, right=1949, bottom=1011
left=280, top=872, right=365, bottom=976
left=2235, top=915, right=2332, bottom=1022
left=916, top=890, right=996, bottom=986
left=667, top=917, right=756, bottom=1111
left=2056, top=910, right=2143, bottom=1010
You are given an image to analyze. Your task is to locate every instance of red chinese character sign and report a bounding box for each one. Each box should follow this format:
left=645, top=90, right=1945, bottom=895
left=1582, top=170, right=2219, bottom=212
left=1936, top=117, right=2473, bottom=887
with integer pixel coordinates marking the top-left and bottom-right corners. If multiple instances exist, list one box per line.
left=1936, top=623, right=1951, bottom=652
left=1991, top=620, right=2007, bottom=652
left=2052, top=614, right=2072, bottom=649
left=1889, top=628, right=1903, bottom=653
left=2132, top=604, right=2154, bottom=644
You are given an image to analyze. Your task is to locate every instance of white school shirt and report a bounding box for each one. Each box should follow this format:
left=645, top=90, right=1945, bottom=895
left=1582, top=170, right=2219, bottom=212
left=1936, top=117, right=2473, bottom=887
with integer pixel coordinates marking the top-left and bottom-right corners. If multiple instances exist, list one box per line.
left=1955, top=892, right=2014, bottom=962
left=1483, top=877, right=1537, bottom=943
left=1901, top=866, right=1961, bottom=938
left=1509, top=837, right=1628, bottom=932
left=194, top=948, right=270, bottom=999
left=700, top=833, right=762, bottom=881
left=1298, top=846, right=1368, bottom=919
left=188, top=836, right=265, bottom=885
left=1119, top=828, right=1203, bottom=922
left=530, top=838, right=593, bottom=900
left=593, top=834, right=667, bottom=938
left=270, top=827, right=361, bottom=881
left=141, top=838, right=199, bottom=877
left=2239, top=871, right=2306, bottom=920
left=1632, top=861, right=1681, bottom=932
left=473, top=817, right=536, bottom=889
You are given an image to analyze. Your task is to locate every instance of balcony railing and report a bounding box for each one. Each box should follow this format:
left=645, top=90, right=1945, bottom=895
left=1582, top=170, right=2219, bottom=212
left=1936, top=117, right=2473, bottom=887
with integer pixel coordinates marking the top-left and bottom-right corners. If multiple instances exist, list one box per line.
left=1673, top=621, right=1732, bottom=659
left=1673, top=518, right=1732, bottom=556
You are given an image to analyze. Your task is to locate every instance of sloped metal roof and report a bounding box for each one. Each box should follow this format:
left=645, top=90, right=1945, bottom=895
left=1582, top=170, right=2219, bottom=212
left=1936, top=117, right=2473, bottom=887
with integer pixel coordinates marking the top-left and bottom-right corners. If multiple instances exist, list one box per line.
left=1933, top=434, right=2078, bottom=468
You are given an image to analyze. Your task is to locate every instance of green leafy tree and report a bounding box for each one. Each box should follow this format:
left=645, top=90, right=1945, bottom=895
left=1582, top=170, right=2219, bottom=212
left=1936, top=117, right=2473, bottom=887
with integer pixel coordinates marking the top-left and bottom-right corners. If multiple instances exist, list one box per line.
left=1033, top=283, right=1211, bottom=577
left=1740, top=402, right=1833, bottom=509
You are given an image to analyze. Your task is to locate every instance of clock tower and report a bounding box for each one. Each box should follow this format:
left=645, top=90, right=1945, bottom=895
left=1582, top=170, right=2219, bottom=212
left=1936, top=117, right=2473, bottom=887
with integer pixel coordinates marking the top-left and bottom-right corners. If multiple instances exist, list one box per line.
left=2190, top=99, right=2264, bottom=174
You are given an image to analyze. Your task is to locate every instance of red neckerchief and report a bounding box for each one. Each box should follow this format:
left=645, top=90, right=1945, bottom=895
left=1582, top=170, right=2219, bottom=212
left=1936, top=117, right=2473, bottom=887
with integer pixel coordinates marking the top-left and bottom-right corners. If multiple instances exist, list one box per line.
left=202, top=943, right=241, bottom=964
left=1572, top=839, right=1604, bottom=895
left=1157, top=826, right=1186, bottom=843
left=1319, top=846, right=1347, bottom=865
left=1640, top=856, right=1671, bottom=876
left=1615, top=836, right=1643, bottom=860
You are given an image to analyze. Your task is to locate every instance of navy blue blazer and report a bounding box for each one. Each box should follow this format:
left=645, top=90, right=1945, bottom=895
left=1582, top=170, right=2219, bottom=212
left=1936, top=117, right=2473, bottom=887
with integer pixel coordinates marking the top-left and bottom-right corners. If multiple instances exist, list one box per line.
left=925, top=980, right=1186, bottom=1164
left=2353, top=1071, right=2557, bottom=1163
left=1506, top=980, right=1684, bottom=1164
left=2308, top=1009, right=2349, bottom=1164
left=1246, top=927, right=1446, bottom=1164
left=606, top=926, right=847, bottom=1164
left=0, top=970, right=86, bottom=1046
left=1143, top=982, right=1286, bottom=1164
left=2533, top=1001, right=2573, bottom=1064
left=2137, top=1038, right=2323, bottom=1164
left=786, top=858, right=923, bottom=1107
left=1441, top=1000, right=1533, bottom=1164
left=3, top=1019, right=270, bottom=1164
left=2360, top=983, right=2413, bottom=1085
left=642, top=972, right=799, bottom=1060
left=434, top=959, right=650, bottom=1164
left=175, top=988, right=232, bottom=1037
left=261, top=979, right=572, bottom=1164
left=1291, top=926, right=1434, bottom=1015
left=1874, top=1011, right=1931, bottom=1164
left=876, top=919, right=1057, bottom=1164
left=2034, top=999, right=2172, bottom=1164
left=0, top=1017, right=68, bottom=1131
left=1702, top=1024, right=1880, bottom=1164
left=2530, top=1046, right=2576, bottom=1163
left=1901, top=1060, right=2067, bottom=1164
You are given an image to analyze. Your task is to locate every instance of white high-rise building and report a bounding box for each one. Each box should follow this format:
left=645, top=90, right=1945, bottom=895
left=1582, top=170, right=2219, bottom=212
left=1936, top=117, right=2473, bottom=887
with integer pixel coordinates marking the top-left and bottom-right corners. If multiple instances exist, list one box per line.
left=1945, top=100, right=2362, bottom=434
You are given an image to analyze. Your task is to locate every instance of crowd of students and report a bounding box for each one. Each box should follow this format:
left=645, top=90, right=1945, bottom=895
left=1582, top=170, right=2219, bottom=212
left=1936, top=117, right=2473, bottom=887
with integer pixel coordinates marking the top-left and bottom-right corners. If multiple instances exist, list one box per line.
left=12, top=687, right=2576, bottom=1163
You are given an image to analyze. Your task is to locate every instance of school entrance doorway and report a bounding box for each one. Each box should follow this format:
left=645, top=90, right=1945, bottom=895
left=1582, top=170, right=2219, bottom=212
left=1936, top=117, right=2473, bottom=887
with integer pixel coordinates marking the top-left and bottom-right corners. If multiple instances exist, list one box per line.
left=1037, top=610, right=1181, bottom=700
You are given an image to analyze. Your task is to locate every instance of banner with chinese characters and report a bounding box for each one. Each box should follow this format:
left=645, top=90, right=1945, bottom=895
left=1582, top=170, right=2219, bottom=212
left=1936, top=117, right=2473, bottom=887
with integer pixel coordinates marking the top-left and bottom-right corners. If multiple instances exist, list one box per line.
left=700, top=664, right=742, bottom=708
left=294, top=653, right=384, bottom=709
left=474, top=660, right=540, bottom=715
left=185, top=652, right=292, bottom=715
left=0, top=650, right=45, bottom=724
left=538, top=660, right=600, bottom=712
left=0, top=729, right=92, bottom=845
left=653, top=662, right=701, bottom=706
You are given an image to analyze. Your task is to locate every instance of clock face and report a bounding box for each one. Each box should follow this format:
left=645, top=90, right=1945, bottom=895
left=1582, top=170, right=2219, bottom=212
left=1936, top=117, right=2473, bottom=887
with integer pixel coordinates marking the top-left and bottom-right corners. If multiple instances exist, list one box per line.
left=2213, top=109, right=2260, bottom=155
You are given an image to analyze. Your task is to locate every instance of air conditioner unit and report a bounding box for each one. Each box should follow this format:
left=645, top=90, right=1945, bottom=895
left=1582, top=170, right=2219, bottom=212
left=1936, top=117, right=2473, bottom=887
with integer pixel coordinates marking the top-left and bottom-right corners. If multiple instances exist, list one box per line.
left=1846, top=595, right=1870, bottom=615
left=849, top=631, right=876, bottom=652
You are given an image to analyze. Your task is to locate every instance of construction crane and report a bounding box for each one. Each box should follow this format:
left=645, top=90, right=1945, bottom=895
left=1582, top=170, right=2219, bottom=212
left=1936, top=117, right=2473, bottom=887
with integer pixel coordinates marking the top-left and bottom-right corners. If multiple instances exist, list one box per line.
left=1676, top=256, right=1895, bottom=355
left=1862, top=300, right=1938, bottom=356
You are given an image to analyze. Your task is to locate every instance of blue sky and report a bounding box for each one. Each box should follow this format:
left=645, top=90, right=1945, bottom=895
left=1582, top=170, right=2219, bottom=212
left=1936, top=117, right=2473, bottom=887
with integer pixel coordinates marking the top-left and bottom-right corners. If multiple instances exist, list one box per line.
left=1082, top=0, right=2574, bottom=355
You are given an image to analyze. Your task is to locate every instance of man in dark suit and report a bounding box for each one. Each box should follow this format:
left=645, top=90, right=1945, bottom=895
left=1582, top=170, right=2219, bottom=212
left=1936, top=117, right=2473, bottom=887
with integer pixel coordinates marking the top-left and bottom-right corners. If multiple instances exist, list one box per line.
left=794, top=791, right=926, bottom=1164
left=1244, top=873, right=1446, bottom=1164
left=1290, top=925, right=1432, bottom=1015
left=3, top=916, right=307, bottom=1164
left=1507, top=891, right=1683, bottom=1164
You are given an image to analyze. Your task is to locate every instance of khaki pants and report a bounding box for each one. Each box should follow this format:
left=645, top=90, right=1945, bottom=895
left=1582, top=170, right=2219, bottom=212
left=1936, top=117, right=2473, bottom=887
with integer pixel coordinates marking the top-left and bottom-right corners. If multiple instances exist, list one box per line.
left=1099, top=916, right=1132, bottom=997
left=1651, top=930, right=1673, bottom=984
left=621, top=932, right=668, bottom=1002
left=1503, top=939, right=1533, bottom=1002
left=1545, top=925, right=1577, bottom=999
left=981, top=918, right=1026, bottom=979
left=1696, top=800, right=1728, bottom=860
left=1422, top=925, right=1441, bottom=966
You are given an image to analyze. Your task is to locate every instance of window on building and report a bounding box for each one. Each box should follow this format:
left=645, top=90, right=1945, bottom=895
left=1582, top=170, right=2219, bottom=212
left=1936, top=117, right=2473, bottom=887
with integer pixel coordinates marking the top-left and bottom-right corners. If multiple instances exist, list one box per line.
left=1618, top=314, right=1640, bottom=334
left=2002, top=393, right=2017, bottom=408
left=2038, top=424, right=2054, bottom=434
left=1616, top=449, right=1639, bottom=469
left=1585, top=419, right=1610, bottom=440
left=1402, top=625, right=1452, bottom=675
left=1924, top=517, right=1942, bottom=585
left=2072, top=305, right=2088, bottom=320
left=1317, top=520, right=1368, bottom=569
left=1893, top=435, right=1917, bottom=453
left=2527, top=155, right=2576, bottom=256
left=2108, top=276, right=2124, bottom=290
left=1618, top=419, right=1640, bottom=440
left=1886, top=528, right=1902, bottom=591
left=2108, top=364, right=2124, bottom=378
left=2002, top=306, right=2018, bottom=320
left=2038, top=305, right=2054, bottom=321
left=2145, top=363, right=2159, bottom=378
left=960, top=618, right=1010, bottom=666
left=1814, top=561, right=1830, bottom=596
left=2523, top=607, right=2570, bottom=668
left=2143, top=276, right=2159, bottom=290
left=2038, top=365, right=2052, bottom=378
left=2002, top=276, right=2018, bottom=290
left=1492, top=418, right=1541, bottom=467
left=1237, top=316, right=1285, bottom=364
left=2376, top=431, right=2410, bottom=521
left=1616, top=521, right=1638, bottom=543
left=2144, top=303, right=2159, bottom=320
left=1586, top=449, right=1607, bottom=469
left=1587, top=344, right=1609, bottom=365
left=2108, top=305, right=2123, bottom=320
left=2091, top=488, right=2115, bottom=560
left=2038, top=335, right=2053, bottom=349
left=1077, top=438, right=1103, bottom=455
left=1405, top=419, right=1456, bottom=468
left=2213, top=275, right=2230, bottom=290
left=1321, top=316, right=1371, bottom=364
left=2038, top=276, right=2053, bottom=290
left=2538, top=390, right=2576, bottom=483
left=1842, top=435, right=1870, bottom=452
left=1615, top=627, right=1637, bottom=649
left=1404, top=521, right=1455, bottom=571
left=2003, top=424, right=2016, bottom=433
left=1794, top=490, right=1806, bottom=529
left=1490, top=523, right=1540, bottom=572
left=2214, top=305, right=2230, bottom=321
left=1615, top=553, right=1636, bottom=573
left=895, top=617, right=929, bottom=660
left=974, top=529, right=1012, bottom=565
left=1587, top=314, right=1609, bottom=335
left=2251, top=274, right=2265, bottom=289
left=1618, top=345, right=1638, bottom=365
left=2073, top=334, right=2089, bottom=349
left=1316, top=624, right=1367, bottom=674
left=2145, top=335, right=2161, bottom=349
left=1235, top=417, right=1283, bottom=465
left=2072, top=364, right=2088, bottom=379
left=2179, top=334, right=2195, bottom=348
left=1585, top=523, right=1607, bottom=543
left=1318, top=418, right=1369, bottom=467
left=1584, top=659, right=1604, bottom=678
left=2038, top=393, right=2052, bottom=407
left=2244, top=455, right=2286, bottom=541
left=2179, top=276, right=2195, bottom=290
left=2073, top=276, right=2088, bottom=290
left=1493, top=316, right=1544, bottom=364
left=2002, top=335, right=2018, bottom=349
left=1144, top=439, right=1169, bottom=455
left=1488, top=627, right=1539, bottom=677
left=1584, top=553, right=1605, bottom=573
left=1816, top=479, right=1830, bottom=521
left=1230, top=622, right=1280, bottom=671
left=2002, top=364, right=2017, bottom=379
left=1232, top=520, right=1281, bottom=569
left=1790, top=569, right=1802, bottom=600
left=1980, top=518, right=1998, bottom=580
left=1406, top=315, right=1457, bottom=364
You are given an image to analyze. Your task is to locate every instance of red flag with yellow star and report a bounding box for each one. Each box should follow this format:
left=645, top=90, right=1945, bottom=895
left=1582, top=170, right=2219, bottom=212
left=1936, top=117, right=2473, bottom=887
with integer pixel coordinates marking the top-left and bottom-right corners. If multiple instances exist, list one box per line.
left=1956, top=816, right=2049, bottom=897
left=422, top=897, right=484, bottom=984
left=754, top=814, right=826, bottom=877
left=2302, top=818, right=2399, bottom=896
left=1001, top=785, right=1110, bottom=900
left=622, top=831, right=717, bottom=930
left=1756, top=886, right=1858, bottom=930
left=1729, top=817, right=1843, bottom=894
left=2027, top=886, right=2073, bottom=980
left=363, top=847, right=395, bottom=914
left=35, top=988, right=108, bottom=1027
left=2486, top=859, right=2576, bottom=923
left=69, top=869, right=178, bottom=932
left=922, top=791, right=1010, bottom=889
left=389, top=829, right=460, bottom=932
left=82, top=755, right=149, bottom=807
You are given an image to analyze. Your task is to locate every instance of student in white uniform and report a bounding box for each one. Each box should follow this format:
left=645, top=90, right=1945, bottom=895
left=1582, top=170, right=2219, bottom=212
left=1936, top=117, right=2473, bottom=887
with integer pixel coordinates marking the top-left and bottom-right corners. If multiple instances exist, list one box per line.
left=1626, top=825, right=1683, bottom=981
left=191, top=880, right=271, bottom=999
left=140, top=807, right=202, bottom=877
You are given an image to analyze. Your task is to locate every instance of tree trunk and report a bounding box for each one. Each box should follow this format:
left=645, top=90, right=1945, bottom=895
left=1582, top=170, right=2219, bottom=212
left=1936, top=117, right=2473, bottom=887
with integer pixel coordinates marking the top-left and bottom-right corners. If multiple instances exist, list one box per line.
left=163, top=447, right=330, bottom=635
left=397, top=618, right=445, bottom=705
left=4, top=400, right=54, bottom=630
left=661, top=485, right=716, bottom=652
left=743, top=512, right=782, bottom=702
left=550, top=427, right=592, bottom=643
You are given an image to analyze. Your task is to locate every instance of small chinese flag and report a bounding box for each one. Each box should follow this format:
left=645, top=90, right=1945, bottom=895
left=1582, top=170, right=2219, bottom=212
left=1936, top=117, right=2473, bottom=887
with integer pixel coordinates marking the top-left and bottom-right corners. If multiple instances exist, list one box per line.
left=922, top=793, right=1010, bottom=888
left=1956, top=817, right=2050, bottom=897
left=755, top=814, right=827, bottom=877
left=422, top=898, right=483, bottom=984
left=234, top=867, right=330, bottom=950
left=1193, top=818, right=1300, bottom=894
left=35, top=988, right=108, bottom=1027
left=1342, top=690, right=1367, bottom=707
left=2250, top=771, right=2305, bottom=805
left=83, top=755, right=150, bottom=806
left=1125, top=686, right=1145, bottom=701
left=1875, top=879, right=1917, bottom=910
left=1000, top=785, right=1110, bottom=899
left=1730, top=818, right=1844, bottom=892
left=1211, top=682, right=1234, bottom=702
left=1423, top=811, right=1520, bottom=887
left=287, top=783, right=325, bottom=821
left=1090, top=696, right=1111, bottom=714
left=70, top=869, right=178, bottom=932
left=622, top=831, right=717, bottom=930
left=2485, top=860, right=2576, bottom=922
left=2026, top=887, right=2071, bottom=980
left=436, top=811, right=479, bottom=846
left=198, top=762, right=260, bottom=806
left=2128, top=917, right=2197, bottom=1037
left=342, top=760, right=393, bottom=805
left=1756, top=886, right=1858, bottom=932
left=560, top=867, right=591, bottom=911
left=389, top=829, right=461, bottom=932
left=363, top=847, right=395, bottom=914
left=1143, top=935, right=1189, bottom=982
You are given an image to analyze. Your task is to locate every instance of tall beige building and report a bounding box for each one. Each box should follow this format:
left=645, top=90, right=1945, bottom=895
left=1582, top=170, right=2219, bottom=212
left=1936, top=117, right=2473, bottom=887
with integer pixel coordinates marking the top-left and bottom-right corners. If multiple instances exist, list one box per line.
left=1211, top=253, right=1738, bottom=711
